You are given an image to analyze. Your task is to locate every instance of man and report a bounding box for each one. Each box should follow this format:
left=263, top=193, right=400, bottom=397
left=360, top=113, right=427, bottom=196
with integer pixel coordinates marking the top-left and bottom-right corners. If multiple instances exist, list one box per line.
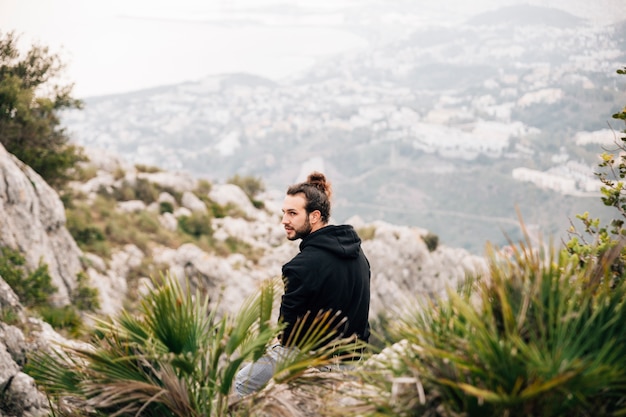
left=234, top=171, right=371, bottom=396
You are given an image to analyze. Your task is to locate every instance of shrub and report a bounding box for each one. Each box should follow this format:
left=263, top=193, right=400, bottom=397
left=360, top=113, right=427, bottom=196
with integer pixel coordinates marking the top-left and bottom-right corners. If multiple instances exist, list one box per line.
left=135, top=163, right=161, bottom=173
left=565, top=66, right=626, bottom=277
left=0, top=246, right=88, bottom=337
left=37, top=305, right=83, bottom=337
left=357, top=225, right=377, bottom=241
left=0, top=246, right=56, bottom=308
left=195, top=178, right=212, bottom=196
left=73, top=272, right=99, bottom=312
left=159, top=200, right=174, bottom=214
left=65, top=202, right=109, bottom=257
left=134, top=177, right=159, bottom=204
left=0, top=31, right=85, bottom=189
left=0, top=306, right=20, bottom=325
left=178, top=212, right=213, bottom=238
left=110, top=178, right=159, bottom=204
left=352, top=238, right=626, bottom=416
left=26, top=275, right=358, bottom=416
left=422, top=232, right=439, bottom=252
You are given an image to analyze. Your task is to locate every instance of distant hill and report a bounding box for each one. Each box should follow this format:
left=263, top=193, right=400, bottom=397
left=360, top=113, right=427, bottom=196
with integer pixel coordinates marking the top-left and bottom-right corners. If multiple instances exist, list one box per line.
left=467, top=4, right=584, bottom=27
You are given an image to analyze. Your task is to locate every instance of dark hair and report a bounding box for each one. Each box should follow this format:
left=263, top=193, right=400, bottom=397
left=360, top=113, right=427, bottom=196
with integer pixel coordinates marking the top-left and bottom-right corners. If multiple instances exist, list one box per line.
left=286, top=171, right=332, bottom=223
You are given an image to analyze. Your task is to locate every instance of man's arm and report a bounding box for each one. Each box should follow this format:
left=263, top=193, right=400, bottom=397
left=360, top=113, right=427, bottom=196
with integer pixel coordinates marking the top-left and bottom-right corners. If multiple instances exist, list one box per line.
left=278, top=271, right=310, bottom=346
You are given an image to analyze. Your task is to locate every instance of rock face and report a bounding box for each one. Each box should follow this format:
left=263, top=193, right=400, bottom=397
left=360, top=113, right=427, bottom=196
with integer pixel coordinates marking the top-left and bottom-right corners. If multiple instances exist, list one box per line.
left=0, top=276, right=51, bottom=417
left=0, top=144, right=83, bottom=306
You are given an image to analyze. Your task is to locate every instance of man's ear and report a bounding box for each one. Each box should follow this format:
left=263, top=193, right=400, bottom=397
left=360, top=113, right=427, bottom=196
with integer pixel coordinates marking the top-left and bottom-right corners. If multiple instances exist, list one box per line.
left=309, top=210, right=322, bottom=224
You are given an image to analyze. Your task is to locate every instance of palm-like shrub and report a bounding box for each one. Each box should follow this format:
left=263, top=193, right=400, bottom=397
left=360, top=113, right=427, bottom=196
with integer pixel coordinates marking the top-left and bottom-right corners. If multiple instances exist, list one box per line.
left=26, top=274, right=362, bottom=416
left=354, top=238, right=626, bottom=417
left=28, top=274, right=276, bottom=416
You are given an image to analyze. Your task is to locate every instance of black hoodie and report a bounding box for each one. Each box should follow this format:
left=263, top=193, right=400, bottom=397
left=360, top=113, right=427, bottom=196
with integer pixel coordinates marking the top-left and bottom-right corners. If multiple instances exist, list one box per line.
left=279, top=224, right=371, bottom=348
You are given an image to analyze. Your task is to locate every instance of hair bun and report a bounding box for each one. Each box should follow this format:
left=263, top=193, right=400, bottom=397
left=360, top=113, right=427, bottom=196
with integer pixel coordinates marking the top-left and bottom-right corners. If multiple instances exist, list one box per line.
left=307, top=171, right=332, bottom=200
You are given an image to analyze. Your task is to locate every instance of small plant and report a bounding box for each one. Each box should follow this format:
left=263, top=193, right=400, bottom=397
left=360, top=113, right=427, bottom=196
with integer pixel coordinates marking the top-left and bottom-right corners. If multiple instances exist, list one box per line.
left=135, top=163, right=161, bottom=173
left=0, top=246, right=57, bottom=308
left=159, top=200, right=174, bottom=214
left=72, top=272, right=99, bottom=312
left=36, top=305, right=83, bottom=338
left=357, top=225, right=377, bottom=241
left=195, top=178, right=212, bottom=196
left=421, top=232, right=439, bottom=252
left=178, top=212, right=213, bottom=238
left=65, top=202, right=110, bottom=257
left=565, top=66, right=626, bottom=277
left=0, top=306, right=20, bottom=326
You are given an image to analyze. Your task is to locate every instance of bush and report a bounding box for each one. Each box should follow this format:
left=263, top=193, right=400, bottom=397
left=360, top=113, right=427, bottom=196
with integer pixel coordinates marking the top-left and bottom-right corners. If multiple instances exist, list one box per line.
left=73, top=272, right=99, bottom=312
left=355, top=238, right=626, bottom=416
left=37, top=305, right=83, bottom=337
left=178, top=212, right=213, bottom=238
left=0, top=246, right=89, bottom=337
left=0, top=31, right=85, bottom=189
left=65, top=203, right=109, bottom=256
left=159, top=200, right=174, bottom=214
left=422, top=232, right=439, bottom=252
left=110, top=178, right=159, bottom=204
left=357, top=225, right=377, bottom=241
left=565, top=66, right=626, bottom=277
left=0, top=246, right=56, bottom=308
left=135, top=163, right=161, bottom=173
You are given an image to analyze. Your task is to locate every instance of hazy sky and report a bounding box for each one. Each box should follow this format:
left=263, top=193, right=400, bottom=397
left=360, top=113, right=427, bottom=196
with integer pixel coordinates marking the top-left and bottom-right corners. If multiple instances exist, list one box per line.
left=2, top=0, right=624, bottom=98
left=1, top=0, right=377, bottom=98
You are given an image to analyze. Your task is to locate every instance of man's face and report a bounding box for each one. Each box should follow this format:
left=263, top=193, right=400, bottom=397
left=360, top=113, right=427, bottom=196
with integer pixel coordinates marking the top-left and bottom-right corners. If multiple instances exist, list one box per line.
left=281, top=193, right=312, bottom=241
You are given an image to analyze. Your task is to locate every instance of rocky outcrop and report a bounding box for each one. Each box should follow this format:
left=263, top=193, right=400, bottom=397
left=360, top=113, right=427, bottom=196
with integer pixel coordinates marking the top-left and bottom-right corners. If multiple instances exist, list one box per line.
left=0, top=276, right=50, bottom=417
left=0, top=144, right=82, bottom=306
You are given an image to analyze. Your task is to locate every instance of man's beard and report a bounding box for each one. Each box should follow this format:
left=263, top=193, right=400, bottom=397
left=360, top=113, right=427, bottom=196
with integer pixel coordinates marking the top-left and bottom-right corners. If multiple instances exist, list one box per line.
left=288, top=217, right=312, bottom=241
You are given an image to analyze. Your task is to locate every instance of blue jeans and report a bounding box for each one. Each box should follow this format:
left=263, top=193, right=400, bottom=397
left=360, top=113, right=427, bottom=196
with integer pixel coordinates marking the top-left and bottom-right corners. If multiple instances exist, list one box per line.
left=234, top=344, right=296, bottom=396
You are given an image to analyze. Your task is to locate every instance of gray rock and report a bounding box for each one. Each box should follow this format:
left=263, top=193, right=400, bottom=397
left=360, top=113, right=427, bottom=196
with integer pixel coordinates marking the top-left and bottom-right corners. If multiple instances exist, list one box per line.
left=0, top=143, right=82, bottom=306
left=181, top=191, right=207, bottom=213
left=137, top=171, right=197, bottom=193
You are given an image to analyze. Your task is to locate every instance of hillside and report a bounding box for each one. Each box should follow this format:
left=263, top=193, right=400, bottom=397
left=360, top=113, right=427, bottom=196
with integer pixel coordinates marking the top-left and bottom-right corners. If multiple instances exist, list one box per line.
left=0, top=140, right=488, bottom=414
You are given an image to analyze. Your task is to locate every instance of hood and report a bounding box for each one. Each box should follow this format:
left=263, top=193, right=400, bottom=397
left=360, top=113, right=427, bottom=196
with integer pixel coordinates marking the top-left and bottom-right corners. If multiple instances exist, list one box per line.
left=300, top=224, right=362, bottom=259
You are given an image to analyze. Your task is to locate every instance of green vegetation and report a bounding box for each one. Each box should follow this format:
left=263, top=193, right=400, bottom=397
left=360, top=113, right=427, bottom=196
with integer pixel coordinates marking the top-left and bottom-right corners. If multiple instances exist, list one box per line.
left=66, top=195, right=184, bottom=257
left=178, top=212, right=213, bottom=239
left=421, top=232, right=439, bottom=252
left=135, top=163, right=162, bottom=173
left=565, top=67, right=626, bottom=275
left=159, top=200, right=175, bottom=214
left=346, top=236, right=626, bottom=416
left=110, top=177, right=160, bottom=204
left=0, top=246, right=98, bottom=337
left=27, top=275, right=360, bottom=416
left=0, top=246, right=56, bottom=308
left=0, top=31, right=85, bottom=189
left=357, top=225, right=377, bottom=241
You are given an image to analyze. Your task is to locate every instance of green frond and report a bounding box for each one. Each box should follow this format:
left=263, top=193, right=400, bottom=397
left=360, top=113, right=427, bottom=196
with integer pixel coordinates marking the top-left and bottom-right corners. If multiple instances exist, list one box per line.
left=355, top=237, right=626, bottom=417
